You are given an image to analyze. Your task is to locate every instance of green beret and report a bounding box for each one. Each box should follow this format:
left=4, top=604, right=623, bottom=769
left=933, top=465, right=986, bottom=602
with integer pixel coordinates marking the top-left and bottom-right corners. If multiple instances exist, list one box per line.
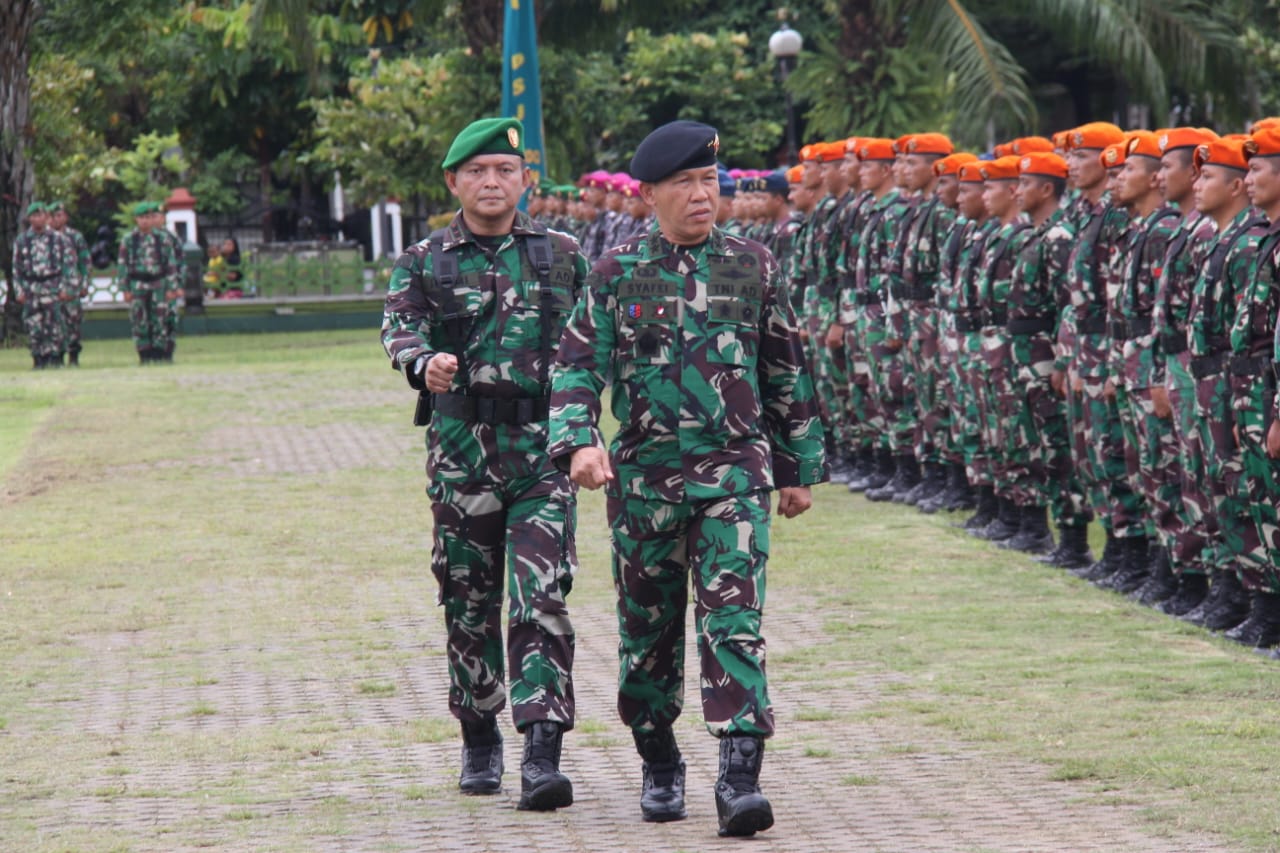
left=132, top=201, right=159, bottom=216
left=46, top=200, right=65, bottom=213
left=26, top=201, right=45, bottom=215
left=442, top=117, right=525, bottom=171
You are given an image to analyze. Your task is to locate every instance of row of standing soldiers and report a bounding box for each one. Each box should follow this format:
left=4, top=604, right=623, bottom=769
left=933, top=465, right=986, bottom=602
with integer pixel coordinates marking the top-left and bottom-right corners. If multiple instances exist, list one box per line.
left=528, top=171, right=653, bottom=265
left=771, top=121, right=1280, bottom=652
left=10, top=200, right=186, bottom=366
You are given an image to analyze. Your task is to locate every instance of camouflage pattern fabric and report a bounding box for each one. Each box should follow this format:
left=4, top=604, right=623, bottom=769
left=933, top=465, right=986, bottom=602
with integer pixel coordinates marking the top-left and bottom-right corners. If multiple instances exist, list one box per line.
left=57, top=226, right=90, bottom=356
left=12, top=226, right=74, bottom=358
left=1186, top=209, right=1270, bottom=587
left=382, top=210, right=588, bottom=728
left=547, top=226, right=826, bottom=738
left=945, top=218, right=999, bottom=485
left=1008, top=207, right=1090, bottom=525
left=117, top=228, right=182, bottom=355
left=799, top=194, right=843, bottom=444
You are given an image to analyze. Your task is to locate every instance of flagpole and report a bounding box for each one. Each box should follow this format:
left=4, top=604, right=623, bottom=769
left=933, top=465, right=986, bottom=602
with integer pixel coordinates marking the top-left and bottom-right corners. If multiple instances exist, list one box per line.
left=501, top=0, right=546, bottom=212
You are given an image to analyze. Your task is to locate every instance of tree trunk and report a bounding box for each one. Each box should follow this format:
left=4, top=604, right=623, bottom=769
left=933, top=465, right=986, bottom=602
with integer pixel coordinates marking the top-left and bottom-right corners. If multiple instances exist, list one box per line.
left=1, top=0, right=38, bottom=343
left=458, top=0, right=505, bottom=55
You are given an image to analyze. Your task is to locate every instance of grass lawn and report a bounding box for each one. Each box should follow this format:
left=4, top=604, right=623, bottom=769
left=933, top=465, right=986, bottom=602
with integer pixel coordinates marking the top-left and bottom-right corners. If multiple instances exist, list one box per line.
left=1, top=330, right=1277, bottom=850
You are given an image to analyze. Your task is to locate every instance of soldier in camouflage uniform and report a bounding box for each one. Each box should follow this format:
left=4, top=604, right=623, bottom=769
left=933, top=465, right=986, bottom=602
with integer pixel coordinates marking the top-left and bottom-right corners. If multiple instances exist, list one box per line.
left=1102, top=132, right=1184, bottom=594
left=972, top=156, right=1034, bottom=541
left=48, top=201, right=91, bottom=366
left=117, top=201, right=182, bottom=364
left=381, top=118, right=587, bottom=811
left=11, top=202, right=74, bottom=369
left=1059, top=124, right=1140, bottom=583
left=852, top=139, right=917, bottom=501
left=1223, top=126, right=1280, bottom=647
left=1148, top=127, right=1221, bottom=613
left=1003, top=152, right=1092, bottom=558
left=1180, top=137, right=1269, bottom=634
left=894, top=133, right=957, bottom=507
left=548, top=120, right=826, bottom=837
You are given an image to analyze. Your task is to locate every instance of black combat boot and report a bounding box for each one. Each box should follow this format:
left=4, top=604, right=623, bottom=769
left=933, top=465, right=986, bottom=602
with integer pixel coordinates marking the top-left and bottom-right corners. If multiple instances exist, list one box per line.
left=714, top=735, right=774, bottom=838
left=963, top=485, right=998, bottom=532
left=999, top=504, right=1055, bottom=554
left=138, top=348, right=151, bottom=365
left=978, top=496, right=1020, bottom=542
left=1074, top=530, right=1120, bottom=580
left=889, top=455, right=923, bottom=503
left=866, top=453, right=912, bottom=502
left=1179, top=570, right=1228, bottom=625
left=49, top=353, right=64, bottom=368
left=633, top=727, right=686, bottom=823
left=906, top=462, right=947, bottom=508
left=68, top=348, right=80, bottom=367
left=1223, top=591, right=1280, bottom=648
left=1159, top=571, right=1210, bottom=616
left=1131, top=547, right=1177, bottom=606
left=942, top=465, right=977, bottom=512
left=1101, top=535, right=1150, bottom=594
left=856, top=448, right=894, bottom=493
left=1200, top=572, right=1252, bottom=632
left=1036, top=523, right=1092, bottom=569
left=845, top=447, right=875, bottom=491
left=458, top=715, right=503, bottom=794
left=517, top=721, right=573, bottom=811
left=32, top=355, right=44, bottom=370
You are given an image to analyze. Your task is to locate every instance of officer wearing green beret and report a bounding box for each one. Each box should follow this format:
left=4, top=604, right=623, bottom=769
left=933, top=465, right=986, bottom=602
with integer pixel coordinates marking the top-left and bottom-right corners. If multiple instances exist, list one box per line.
left=548, top=120, right=827, bottom=837
left=48, top=201, right=92, bottom=366
left=382, top=117, right=588, bottom=811
left=12, top=201, right=75, bottom=368
left=117, top=201, right=182, bottom=364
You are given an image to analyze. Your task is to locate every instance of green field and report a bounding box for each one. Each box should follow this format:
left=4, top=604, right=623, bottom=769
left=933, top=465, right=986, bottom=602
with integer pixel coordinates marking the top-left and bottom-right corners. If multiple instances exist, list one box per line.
left=1, top=331, right=1276, bottom=851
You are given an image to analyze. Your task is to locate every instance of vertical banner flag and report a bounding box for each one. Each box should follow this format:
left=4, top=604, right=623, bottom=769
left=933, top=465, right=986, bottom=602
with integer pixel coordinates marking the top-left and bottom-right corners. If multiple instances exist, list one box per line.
left=501, top=0, right=545, bottom=208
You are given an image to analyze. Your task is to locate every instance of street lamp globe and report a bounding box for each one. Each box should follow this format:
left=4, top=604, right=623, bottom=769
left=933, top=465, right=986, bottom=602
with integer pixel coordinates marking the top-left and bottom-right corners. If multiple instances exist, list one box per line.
left=768, top=24, right=803, bottom=63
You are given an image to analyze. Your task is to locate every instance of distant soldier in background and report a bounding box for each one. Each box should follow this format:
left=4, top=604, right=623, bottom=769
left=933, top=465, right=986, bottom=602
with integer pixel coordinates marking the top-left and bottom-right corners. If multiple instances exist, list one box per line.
left=48, top=201, right=91, bottom=366
left=118, top=201, right=182, bottom=364
left=12, top=202, right=74, bottom=369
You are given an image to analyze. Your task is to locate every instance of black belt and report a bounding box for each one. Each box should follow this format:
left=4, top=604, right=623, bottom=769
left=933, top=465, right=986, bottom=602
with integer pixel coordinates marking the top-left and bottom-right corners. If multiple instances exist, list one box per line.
left=1161, top=331, right=1187, bottom=355
left=985, top=308, right=1008, bottom=326
left=1109, top=316, right=1153, bottom=340
left=1229, top=354, right=1273, bottom=377
left=890, top=284, right=935, bottom=302
left=955, top=315, right=983, bottom=333
left=1077, top=314, right=1107, bottom=335
left=1006, top=315, right=1055, bottom=336
left=129, top=272, right=164, bottom=282
left=1189, top=353, right=1225, bottom=380
left=854, top=292, right=880, bottom=306
left=27, top=271, right=60, bottom=281
left=433, top=393, right=550, bottom=425
left=816, top=281, right=837, bottom=298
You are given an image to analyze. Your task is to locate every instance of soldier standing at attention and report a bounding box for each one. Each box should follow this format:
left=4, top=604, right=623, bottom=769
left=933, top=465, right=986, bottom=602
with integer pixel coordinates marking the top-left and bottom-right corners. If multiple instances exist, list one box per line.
left=12, top=201, right=74, bottom=369
left=548, top=120, right=826, bottom=837
left=48, top=201, right=91, bottom=366
left=381, top=118, right=587, bottom=810
left=117, top=201, right=181, bottom=364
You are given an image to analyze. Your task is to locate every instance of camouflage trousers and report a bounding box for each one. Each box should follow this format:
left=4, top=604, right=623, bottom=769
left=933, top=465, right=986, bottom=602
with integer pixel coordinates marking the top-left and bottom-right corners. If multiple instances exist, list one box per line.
left=956, top=329, right=994, bottom=486
left=129, top=289, right=178, bottom=354
left=804, top=312, right=851, bottom=452
left=61, top=295, right=84, bottom=355
left=428, top=471, right=577, bottom=730
left=1011, top=333, right=1090, bottom=526
left=842, top=315, right=879, bottom=452
left=906, top=303, right=948, bottom=464
left=859, top=305, right=914, bottom=453
left=22, top=292, right=66, bottom=358
left=1070, top=372, right=1149, bottom=538
left=607, top=490, right=774, bottom=739
left=1234, top=374, right=1280, bottom=591
left=1191, top=364, right=1269, bottom=589
left=935, top=322, right=966, bottom=466
left=1165, top=354, right=1214, bottom=573
left=977, top=328, right=1014, bottom=495
left=1116, top=382, right=1191, bottom=560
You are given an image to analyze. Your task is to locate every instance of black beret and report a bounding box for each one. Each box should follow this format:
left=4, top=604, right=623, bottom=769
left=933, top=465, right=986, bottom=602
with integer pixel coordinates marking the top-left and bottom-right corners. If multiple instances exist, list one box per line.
left=630, top=120, right=721, bottom=183
left=762, top=171, right=790, bottom=196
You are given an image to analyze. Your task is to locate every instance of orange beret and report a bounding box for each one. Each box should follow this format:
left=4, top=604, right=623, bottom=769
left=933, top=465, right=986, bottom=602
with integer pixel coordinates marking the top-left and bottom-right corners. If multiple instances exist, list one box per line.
left=1019, top=152, right=1068, bottom=179
left=1100, top=142, right=1127, bottom=169
left=1125, top=130, right=1162, bottom=160
left=1069, top=122, right=1125, bottom=151
left=906, top=133, right=954, bottom=156
left=845, top=137, right=862, bottom=154
left=814, top=141, right=846, bottom=162
left=893, top=134, right=915, bottom=155
left=979, top=155, right=1022, bottom=181
left=992, top=142, right=1014, bottom=158
left=934, top=152, right=978, bottom=177
left=1051, top=131, right=1070, bottom=150
left=858, top=138, right=897, bottom=162
left=1157, top=127, right=1218, bottom=154
left=1245, top=127, right=1280, bottom=159
left=1251, top=117, right=1280, bottom=134
left=786, top=165, right=804, bottom=184
left=958, top=162, right=985, bottom=183
left=1012, top=136, right=1055, bottom=155
left=800, top=144, right=819, bottom=162
left=1194, top=138, right=1249, bottom=172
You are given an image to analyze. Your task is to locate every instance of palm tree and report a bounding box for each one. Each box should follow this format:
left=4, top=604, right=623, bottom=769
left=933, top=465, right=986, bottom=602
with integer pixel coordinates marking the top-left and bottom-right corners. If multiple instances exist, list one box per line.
left=791, top=0, right=1240, bottom=146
